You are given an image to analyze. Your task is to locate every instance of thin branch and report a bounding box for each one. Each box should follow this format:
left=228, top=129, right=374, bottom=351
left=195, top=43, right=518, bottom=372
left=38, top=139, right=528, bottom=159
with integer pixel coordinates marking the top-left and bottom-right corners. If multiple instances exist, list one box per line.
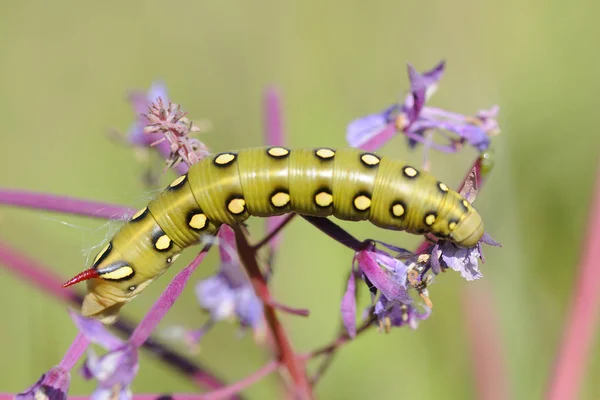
left=233, top=226, right=313, bottom=400
left=300, top=216, right=366, bottom=252
left=252, top=214, right=295, bottom=250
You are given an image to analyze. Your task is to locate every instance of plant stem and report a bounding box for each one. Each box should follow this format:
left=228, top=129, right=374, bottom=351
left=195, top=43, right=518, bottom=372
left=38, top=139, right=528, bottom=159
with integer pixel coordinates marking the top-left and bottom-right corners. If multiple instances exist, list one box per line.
left=233, top=226, right=313, bottom=400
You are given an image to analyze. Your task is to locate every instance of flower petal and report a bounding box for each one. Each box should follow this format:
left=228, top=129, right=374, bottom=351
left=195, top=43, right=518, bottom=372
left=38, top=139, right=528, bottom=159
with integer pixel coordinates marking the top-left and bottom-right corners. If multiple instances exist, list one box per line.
left=356, top=251, right=411, bottom=303
left=346, top=105, right=397, bottom=151
left=70, top=311, right=124, bottom=351
left=340, top=272, right=357, bottom=338
left=16, top=366, right=70, bottom=400
left=82, top=344, right=138, bottom=397
left=440, top=243, right=483, bottom=281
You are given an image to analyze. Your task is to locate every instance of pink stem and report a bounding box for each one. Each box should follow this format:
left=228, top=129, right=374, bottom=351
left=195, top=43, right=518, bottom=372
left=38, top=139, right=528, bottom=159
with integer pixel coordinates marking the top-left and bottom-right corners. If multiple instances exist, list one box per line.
left=0, top=189, right=135, bottom=220
left=130, top=248, right=210, bottom=347
left=546, top=165, right=600, bottom=400
left=463, top=284, right=510, bottom=400
left=59, top=332, right=90, bottom=370
left=263, top=86, right=288, bottom=253
left=263, top=86, right=286, bottom=147
left=0, top=240, right=79, bottom=302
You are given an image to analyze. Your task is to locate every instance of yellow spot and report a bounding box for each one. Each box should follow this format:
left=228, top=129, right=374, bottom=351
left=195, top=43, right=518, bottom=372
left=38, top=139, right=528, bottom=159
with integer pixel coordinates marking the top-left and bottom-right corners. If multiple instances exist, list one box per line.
left=101, top=265, right=134, bottom=280
left=131, top=207, right=147, bottom=220
left=392, top=203, right=405, bottom=217
left=155, top=234, right=172, bottom=250
left=228, top=198, right=246, bottom=214
left=215, top=153, right=236, bottom=165
left=425, top=214, right=436, bottom=226
left=438, top=182, right=449, bottom=192
left=271, top=192, right=290, bottom=207
left=353, top=195, right=371, bottom=211
left=449, top=221, right=457, bottom=231
left=267, top=147, right=289, bottom=157
left=189, top=213, right=207, bottom=230
left=462, top=199, right=471, bottom=209
left=316, top=148, right=335, bottom=159
left=169, top=175, right=186, bottom=188
left=403, top=166, right=418, bottom=178
left=361, top=154, right=380, bottom=166
left=93, top=243, right=111, bottom=265
left=315, top=192, right=333, bottom=207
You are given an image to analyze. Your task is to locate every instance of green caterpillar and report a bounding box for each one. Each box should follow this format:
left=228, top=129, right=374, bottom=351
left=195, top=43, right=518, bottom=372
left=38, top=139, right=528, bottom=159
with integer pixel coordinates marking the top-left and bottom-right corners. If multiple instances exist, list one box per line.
left=64, top=146, right=484, bottom=323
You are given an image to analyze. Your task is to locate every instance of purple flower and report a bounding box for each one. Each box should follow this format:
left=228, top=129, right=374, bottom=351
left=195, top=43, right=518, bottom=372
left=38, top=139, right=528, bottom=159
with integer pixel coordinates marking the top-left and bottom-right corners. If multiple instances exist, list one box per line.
left=194, top=225, right=264, bottom=336
left=434, top=241, right=483, bottom=281
left=346, top=61, right=499, bottom=153
left=16, top=366, right=70, bottom=400
left=355, top=249, right=411, bottom=303
left=341, top=247, right=413, bottom=336
left=71, top=312, right=139, bottom=399
left=374, top=297, right=431, bottom=331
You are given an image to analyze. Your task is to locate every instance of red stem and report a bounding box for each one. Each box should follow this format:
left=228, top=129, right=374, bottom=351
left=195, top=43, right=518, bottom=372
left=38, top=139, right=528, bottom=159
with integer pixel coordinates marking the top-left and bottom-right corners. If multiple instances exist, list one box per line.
left=546, top=164, right=600, bottom=400
left=233, top=226, right=313, bottom=399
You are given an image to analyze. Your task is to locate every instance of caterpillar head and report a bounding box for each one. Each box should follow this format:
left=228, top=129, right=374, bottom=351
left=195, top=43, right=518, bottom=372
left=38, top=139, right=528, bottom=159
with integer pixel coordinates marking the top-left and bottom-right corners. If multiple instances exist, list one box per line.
left=451, top=207, right=484, bottom=247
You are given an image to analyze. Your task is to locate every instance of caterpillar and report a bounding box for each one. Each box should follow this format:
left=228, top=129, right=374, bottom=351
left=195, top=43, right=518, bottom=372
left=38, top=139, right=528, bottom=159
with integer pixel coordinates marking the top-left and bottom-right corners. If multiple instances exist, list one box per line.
left=64, top=146, right=484, bottom=323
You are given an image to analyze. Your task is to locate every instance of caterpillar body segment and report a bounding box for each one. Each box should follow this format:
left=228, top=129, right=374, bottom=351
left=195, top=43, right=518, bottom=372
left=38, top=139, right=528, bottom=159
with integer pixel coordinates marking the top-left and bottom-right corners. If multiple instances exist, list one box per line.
left=70, top=146, right=484, bottom=323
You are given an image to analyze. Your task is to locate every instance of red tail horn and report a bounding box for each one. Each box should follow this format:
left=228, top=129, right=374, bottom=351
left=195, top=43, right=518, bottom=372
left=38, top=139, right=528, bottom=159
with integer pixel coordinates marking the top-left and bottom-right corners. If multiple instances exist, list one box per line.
left=62, top=268, right=100, bottom=288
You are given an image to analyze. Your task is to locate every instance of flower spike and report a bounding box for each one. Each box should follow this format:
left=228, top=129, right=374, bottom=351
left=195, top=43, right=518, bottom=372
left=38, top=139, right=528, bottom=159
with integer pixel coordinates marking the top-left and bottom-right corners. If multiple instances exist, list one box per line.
left=62, top=268, right=100, bottom=288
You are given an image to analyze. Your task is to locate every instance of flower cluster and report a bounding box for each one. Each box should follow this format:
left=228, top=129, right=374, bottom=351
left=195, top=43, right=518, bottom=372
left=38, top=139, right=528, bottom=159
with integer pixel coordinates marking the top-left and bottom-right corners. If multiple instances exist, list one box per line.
left=347, top=61, right=499, bottom=154
left=9, top=61, right=502, bottom=399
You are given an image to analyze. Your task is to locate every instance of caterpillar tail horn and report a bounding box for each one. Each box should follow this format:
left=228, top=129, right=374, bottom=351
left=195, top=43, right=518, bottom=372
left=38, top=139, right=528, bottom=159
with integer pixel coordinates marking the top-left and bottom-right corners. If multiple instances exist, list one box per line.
left=62, top=267, right=100, bottom=288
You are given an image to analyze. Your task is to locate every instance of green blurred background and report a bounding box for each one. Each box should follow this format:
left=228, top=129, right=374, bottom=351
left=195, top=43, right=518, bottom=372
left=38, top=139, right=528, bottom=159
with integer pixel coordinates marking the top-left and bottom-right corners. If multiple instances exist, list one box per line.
left=1, top=1, right=599, bottom=399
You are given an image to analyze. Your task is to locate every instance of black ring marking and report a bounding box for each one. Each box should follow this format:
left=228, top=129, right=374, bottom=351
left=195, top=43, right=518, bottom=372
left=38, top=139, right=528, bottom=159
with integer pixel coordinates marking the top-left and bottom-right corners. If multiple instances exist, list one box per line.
left=359, top=152, right=381, bottom=168
left=270, top=188, right=291, bottom=209
left=390, top=200, right=407, bottom=219
left=437, top=181, right=449, bottom=194
left=314, top=187, right=333, bottom=208
left=226, top=195, right=247, bottom=215
left=151, top=229, right=173, bottom=252
left=92, top=242, right=112, bottom=268
left=97, top=261, right=136, bottom=282
left=352, top=191, right=372, bottom=212
left=460, top=199, right=470, bottom=213
left=423, top=212, right=438, bottom=226
left=402, top=166, right=419, bottom=179
left=130, top=207, right=149, bottom=222
left=167, top=174, right=188, bottom=191
left=213, top=152, right=238, bottom=167
left=266, top=147, right=291, bottom=159
left=314, top=148, right=336, bottom=161
left=187, top=209, right=209, bottom=231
